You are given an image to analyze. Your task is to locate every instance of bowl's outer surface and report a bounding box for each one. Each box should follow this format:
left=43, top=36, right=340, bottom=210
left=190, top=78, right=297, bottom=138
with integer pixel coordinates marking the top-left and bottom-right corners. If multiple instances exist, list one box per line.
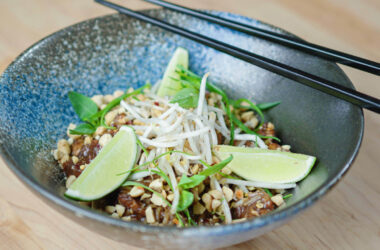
left=0, top=10, right=363, bottom=249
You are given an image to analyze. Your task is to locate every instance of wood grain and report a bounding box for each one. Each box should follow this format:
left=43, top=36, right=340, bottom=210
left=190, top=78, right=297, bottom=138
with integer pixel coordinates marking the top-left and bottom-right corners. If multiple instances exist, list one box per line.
left=0, top=0, right=379, bottom=249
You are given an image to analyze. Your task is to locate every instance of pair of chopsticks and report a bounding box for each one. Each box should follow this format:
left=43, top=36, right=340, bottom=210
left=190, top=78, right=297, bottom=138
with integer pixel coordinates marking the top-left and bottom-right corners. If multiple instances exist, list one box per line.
left=95, top=0, right=380, bottom=114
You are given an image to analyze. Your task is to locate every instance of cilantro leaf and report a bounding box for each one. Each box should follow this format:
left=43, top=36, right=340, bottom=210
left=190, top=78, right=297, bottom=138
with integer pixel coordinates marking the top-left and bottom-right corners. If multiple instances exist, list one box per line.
left=178, top=175, right=206, bottom=189
left=177, top=190, right=194, bottom=212
left=69, top=123, right=96, bottom=135
left=68, top=91, right=98, bottom=121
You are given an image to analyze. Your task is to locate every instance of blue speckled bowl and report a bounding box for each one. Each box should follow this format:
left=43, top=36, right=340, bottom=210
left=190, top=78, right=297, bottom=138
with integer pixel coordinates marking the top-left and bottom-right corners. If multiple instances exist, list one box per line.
left=0, top=10, right=363, bottom=249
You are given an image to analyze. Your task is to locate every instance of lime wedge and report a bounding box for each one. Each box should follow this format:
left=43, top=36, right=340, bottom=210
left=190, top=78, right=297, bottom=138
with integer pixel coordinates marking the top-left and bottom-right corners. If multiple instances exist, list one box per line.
left=65, top=126, right=137, bottom=201
left=157, top=47, right=189, bottom=97
left=213, top=145, right=316, bottom=184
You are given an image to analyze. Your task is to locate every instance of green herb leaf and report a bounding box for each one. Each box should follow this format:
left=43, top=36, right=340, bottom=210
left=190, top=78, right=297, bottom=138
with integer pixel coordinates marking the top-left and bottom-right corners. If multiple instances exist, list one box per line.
left=177, top=190, right=194, bottom=212
left=170, top=87, right=199, bottom=108
left=69, top=123, right=96, bottom=135
left=68, top=91, right=98, bottom=121
left=257, top=101, right=281, bottom=110
left=199, top=155, right=233, bottom=177
left=178, top=175, right=206, bottom=189
left=185, top=209, right=197, bottom=226
left=264, top=188, right=273, bottom=197
left=283, top=193, right=293, bottom=200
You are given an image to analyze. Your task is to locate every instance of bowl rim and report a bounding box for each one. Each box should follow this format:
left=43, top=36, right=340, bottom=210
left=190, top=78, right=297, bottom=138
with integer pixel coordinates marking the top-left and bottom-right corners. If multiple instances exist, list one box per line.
left=0, top=10, right=364, bottom=237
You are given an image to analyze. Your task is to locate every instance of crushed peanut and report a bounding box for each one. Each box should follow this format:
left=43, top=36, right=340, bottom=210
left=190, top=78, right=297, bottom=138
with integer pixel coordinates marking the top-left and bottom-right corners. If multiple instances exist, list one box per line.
left=129, top=186, right=144, bottom=197
left=208, top=190, right=223, bottom=200
left=65, top=175, right=76, bottom=188
left=99, top=134, right=112, bottom=147
left=193, top=202, right=206, bottom=215
left=105, top=205, right=116, bottom=214
left=151, top=193, right=166, bottom=207
left=91, top=95, right=104, bottom=108
left=145, top=206, right=155, bottom=224
left=271, top=194, right=284, bottom=206
left=149, top=179, right=163, bottom=192
left=115, top=204, right=126, bottom=217
left=222, top=186, right=233, bottom=202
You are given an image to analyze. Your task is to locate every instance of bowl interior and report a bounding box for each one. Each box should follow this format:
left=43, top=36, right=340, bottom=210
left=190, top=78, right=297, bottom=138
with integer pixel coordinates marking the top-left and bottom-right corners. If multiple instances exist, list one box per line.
left=0, top=9, right=363, bottom=248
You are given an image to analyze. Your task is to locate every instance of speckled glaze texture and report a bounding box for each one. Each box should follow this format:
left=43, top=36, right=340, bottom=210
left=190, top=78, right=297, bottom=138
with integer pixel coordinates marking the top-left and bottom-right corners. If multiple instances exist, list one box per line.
left=0, top=10, right=363, bottom=249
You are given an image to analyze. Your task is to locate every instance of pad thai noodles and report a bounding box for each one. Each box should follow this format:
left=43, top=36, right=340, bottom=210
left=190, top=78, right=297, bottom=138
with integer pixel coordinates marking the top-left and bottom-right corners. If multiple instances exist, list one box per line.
left=53, top=48, right=315, bottom=226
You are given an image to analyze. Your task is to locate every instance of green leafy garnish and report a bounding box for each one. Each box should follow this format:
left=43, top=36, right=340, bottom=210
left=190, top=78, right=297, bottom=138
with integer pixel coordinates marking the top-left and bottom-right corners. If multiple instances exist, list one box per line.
left=283, top=194, right=293, bottom=200
left=170, top=87, right=199, bottom=108
left=185, top=209, right=197, bottom=226
left=178, top=175, right=206, bottom=189
left=68, top=91, right=98, bottom=121
left=264, top=188, right=273, bottom=197
left=257, top=101, right=281, bottom=110
left=69, top=123, right=96, bottom=135
left=67, top=84, right=150, bottom=135
left=177, top=190, right=194, bottom=212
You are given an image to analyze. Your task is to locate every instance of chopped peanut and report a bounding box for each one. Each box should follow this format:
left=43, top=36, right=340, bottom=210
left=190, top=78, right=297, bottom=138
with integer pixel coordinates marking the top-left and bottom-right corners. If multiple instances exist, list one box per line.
left=72, top=156, right=79, bottom=164
left=271, top=194, right=284, bottom=206
left=208, top=190, right=223, bottom=200
left=65, top=175, right=76, bottom=188
left=104, top=94, right=114, bottom=104
left=95, top=126, right=106, bottom=136
left=167, top=193, right=174, bottom=202
left=91, top=95, right=104, bottom=108
left=115, top=204, right=125, bottom=217
left=222, top=186, right=233, bottom=202
left=67, top=123, right=80, bottom=139
left=193, top=202, right=206, bottom=215
left=246, top=117, right=259, bottom=129
left=99, top=134, right=112, bottom=147
left=84, top=136, right=92, bottom=145
left=140, top=193, right=151, bottom=200
left=129, top=186, right=144, bottom=197
left=145, top=206, right=155, bottom=224
left=202, top=193, right=212, bottom=211
left=241, top=111, right=254, bottom=122
left=151, top=193, right=165, bottom=207
left=111, top=212, right=119, bottom=218
left=105, top=205, right=116, bottom=214
left=105, top=110, right=118, bottom=126
left=211, top=199, right=222, bottom=211
left=113, top=90, right=124, bottom=98
left=149, top=179, right=163, bottom=192
left=57, top=139, right=71, bottom=155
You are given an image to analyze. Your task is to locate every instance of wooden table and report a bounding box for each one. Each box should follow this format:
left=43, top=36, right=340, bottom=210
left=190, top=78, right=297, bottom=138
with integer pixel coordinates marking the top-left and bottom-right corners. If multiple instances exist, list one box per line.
left=1, top=0, right=379, bottom=249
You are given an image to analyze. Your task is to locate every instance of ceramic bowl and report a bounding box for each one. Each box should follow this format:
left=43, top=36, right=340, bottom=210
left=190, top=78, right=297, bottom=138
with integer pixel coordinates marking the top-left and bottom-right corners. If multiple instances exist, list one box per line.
left=0, top=10, right=363, bottom=249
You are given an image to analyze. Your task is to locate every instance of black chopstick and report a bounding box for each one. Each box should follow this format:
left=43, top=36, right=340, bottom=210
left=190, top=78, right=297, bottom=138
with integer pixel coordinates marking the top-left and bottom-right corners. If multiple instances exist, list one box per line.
left=142, top=0, right=380, bottom=76
left=95, top=0, right=380, bottom=113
